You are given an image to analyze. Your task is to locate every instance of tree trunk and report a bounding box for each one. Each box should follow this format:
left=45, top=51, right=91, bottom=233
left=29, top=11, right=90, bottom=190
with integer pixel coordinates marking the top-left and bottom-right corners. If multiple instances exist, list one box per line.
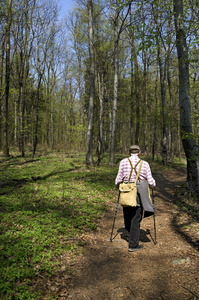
left=110, top=19, right=118, bottom=165
left=19, top=85, right=25, bottom=157
left=142, top=52, right=148, bottom=155
left=3, top=0, right=12, bottom=157
left=158, top=48, right=167, bottom=165
left=134, top=54, right=140, bottom=145
left=193, top=71, right=199, bottom=145
left=97, top=71, right=104, bottom=165
left=51, top=95, right=54, bottom=151
left=0, top=32, right=5, bottom=151
left=86, top=0, right=95, bottom=165
left=110, top=0, right=132, bottom=163
left=130, top=20, right=134, bottom=145
left=32, top=74, right=42, bottom=159
left=174, top=0, right=199, bottom=193
left=154, top=63, right=159, bottom=160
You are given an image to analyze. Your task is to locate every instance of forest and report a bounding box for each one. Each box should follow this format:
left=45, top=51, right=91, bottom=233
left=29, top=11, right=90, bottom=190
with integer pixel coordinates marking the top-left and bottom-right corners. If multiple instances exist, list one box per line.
left=0, top=1, right=199, bottom=299
left=0, top=0, right=199, bottom=192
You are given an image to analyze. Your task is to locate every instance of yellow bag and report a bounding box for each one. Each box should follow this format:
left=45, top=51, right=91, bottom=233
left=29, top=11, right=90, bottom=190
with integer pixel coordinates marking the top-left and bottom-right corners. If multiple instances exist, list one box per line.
left=119, top=160, right=143, bottom=207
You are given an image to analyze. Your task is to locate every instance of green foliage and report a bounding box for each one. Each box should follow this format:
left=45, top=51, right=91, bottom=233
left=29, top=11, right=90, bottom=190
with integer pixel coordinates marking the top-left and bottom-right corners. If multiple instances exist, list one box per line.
left=0, top=152, right=117, bottom=299
left=174, top=182, right=199, bottom=219
left=181, top=130, right=198, bottom=141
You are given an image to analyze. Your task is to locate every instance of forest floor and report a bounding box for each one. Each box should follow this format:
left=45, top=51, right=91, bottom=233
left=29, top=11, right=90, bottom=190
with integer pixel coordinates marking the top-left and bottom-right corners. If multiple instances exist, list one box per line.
left=51, top=164, right=199, bottom=300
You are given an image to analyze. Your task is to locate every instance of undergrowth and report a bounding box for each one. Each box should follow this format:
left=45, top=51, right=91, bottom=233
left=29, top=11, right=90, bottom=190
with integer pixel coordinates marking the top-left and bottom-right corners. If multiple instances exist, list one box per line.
left=0, top=150, right=196, bottom=299
left=174, top=183, right=199, bottom=219
left=0, top=151, right=117, bottom=299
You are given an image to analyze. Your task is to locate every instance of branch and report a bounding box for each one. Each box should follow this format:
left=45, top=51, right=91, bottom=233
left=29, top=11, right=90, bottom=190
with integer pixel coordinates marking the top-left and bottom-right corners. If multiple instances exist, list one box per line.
left=118, top=1, right=133, bottom=39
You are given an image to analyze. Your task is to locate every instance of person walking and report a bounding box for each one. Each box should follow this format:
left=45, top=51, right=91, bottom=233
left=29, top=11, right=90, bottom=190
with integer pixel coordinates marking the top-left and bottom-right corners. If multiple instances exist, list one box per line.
left=115, top=145, right=156, bottom=252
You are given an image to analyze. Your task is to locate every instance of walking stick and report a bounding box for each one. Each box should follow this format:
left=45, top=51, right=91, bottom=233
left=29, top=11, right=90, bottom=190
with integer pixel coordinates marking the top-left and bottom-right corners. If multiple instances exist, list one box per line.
left=152, top=189, right=157, bottom=245
left=110, top=192, right=120, bottom=242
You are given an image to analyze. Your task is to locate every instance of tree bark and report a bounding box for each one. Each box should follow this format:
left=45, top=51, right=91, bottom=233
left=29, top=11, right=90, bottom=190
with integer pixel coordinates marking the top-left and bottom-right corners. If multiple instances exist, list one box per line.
left=110, top=17, right=118, bottom=165
left=193, top=70, right=199, bottom=145
left=0, top=31, right=5, bottom=150
left=130, top=16, right=134, bottom=146
left=174, top=0, right=199, bottom=193
left=86, top=0, right=95, bottom=165
left=97, top=71, right=104, bottom=165
left=3, top=0, right=12, bottom=157
left=32, top=74, right=42, bottom=159
left=134, top=53, right=140, bottom=145
left=158, top=48, right=167, bottom=165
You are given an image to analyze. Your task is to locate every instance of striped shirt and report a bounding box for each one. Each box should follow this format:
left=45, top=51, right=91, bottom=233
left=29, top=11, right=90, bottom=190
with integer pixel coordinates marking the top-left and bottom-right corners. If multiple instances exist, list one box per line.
left=115, top=154, right=156, bottom=187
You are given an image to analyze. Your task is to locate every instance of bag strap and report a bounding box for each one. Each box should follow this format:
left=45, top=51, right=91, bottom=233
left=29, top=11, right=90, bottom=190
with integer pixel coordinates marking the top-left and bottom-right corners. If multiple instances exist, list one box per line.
left=135, top=160, right=143, bottom=184
left=127, top=158, right=143, bottom=183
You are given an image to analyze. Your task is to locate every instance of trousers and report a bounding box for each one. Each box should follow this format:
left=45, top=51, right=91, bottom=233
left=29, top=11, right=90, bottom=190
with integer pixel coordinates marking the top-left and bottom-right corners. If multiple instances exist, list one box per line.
left=123, top=204, right=143, bottom=248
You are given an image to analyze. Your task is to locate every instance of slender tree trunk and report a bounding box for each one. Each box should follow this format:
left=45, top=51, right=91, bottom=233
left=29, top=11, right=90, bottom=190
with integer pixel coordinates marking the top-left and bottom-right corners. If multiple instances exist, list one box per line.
left=134, top=54, right=140, bottom=145
left=51, top=95, right=54, bottom=150
left=154, top=63, right=159, bottom=160
left=166, top=16, right=174, bottom=162
left=19, top=85, right=25, bottom=157
left=3, top=0, right=12, bottom=157
left=167, top=52, right=174, bottom=162
left=141, top=4, right=148, bottom=155
left=158, top=48, right=167, bottom=165
left=130, top=22, right=134, bottom=145
left=0, top=32, right=5, bottom=150
left=110, top=0, right=132, bottom=163
left=32, top=74, right=42, bottom=159
left=130, top=48, right=134, bottom=145
left=97, top=71, right=104, bottom=165
left=142, top=53, right=148, bottom=154
left=86, top=0, right=95, bottom=165
left=110, top=19, right=118, bottom=165
left=77, top=53, right=84, bottom=154
left=193, top=71, right=199, bottom=144
left=174, top=0, right=199, bottom=193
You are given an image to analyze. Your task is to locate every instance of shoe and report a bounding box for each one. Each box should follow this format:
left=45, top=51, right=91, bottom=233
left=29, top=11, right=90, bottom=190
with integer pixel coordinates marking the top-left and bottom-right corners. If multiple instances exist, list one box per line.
left=128, top=245, right=143, bottom=252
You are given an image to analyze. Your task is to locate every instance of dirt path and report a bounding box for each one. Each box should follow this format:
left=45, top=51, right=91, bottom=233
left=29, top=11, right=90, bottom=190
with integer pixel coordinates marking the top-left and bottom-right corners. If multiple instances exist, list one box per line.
left=62, top=167, right=199, bottom=300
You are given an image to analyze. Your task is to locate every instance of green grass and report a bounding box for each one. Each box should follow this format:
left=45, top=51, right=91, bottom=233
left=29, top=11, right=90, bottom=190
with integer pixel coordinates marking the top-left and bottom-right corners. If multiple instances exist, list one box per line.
left=0, top=151, right=117, bottom=299
left=0, top=151, right=196, bottom=299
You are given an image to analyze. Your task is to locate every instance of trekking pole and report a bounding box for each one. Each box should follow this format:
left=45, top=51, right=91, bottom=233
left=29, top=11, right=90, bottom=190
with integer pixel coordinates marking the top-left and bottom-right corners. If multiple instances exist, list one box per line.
left=110, top=192, right=120, bottom=242
left=152, top=189, right=157, bottom=245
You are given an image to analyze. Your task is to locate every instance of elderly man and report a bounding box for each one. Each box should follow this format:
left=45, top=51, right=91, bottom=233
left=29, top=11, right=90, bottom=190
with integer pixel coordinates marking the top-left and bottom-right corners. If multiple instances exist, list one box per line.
left=115, top=145, right=156, bottom=252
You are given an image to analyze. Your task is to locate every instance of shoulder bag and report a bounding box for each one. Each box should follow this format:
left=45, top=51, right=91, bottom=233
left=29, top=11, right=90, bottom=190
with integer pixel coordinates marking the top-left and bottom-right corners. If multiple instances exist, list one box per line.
left=119, top=159, right=143, bottom=207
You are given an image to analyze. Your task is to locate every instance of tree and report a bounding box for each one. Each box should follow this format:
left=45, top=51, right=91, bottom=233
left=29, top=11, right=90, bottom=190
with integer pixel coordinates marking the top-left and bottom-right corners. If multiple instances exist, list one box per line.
left=109, top=0, right=132, bottom=165
left=67, top=10, right=86, bottom=152
left=173, top=0, right=199, bottom=193
left=32, top=0, right=59, bottom=158
left=151, top=1, right=173, bottom=165
left=0, top=19, right=6, bottom=151
left=2, top=0, right=12, bottom=157
left=13, top=0, right=36, bottom=157
left=86, top=0, right=95, bottom=165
